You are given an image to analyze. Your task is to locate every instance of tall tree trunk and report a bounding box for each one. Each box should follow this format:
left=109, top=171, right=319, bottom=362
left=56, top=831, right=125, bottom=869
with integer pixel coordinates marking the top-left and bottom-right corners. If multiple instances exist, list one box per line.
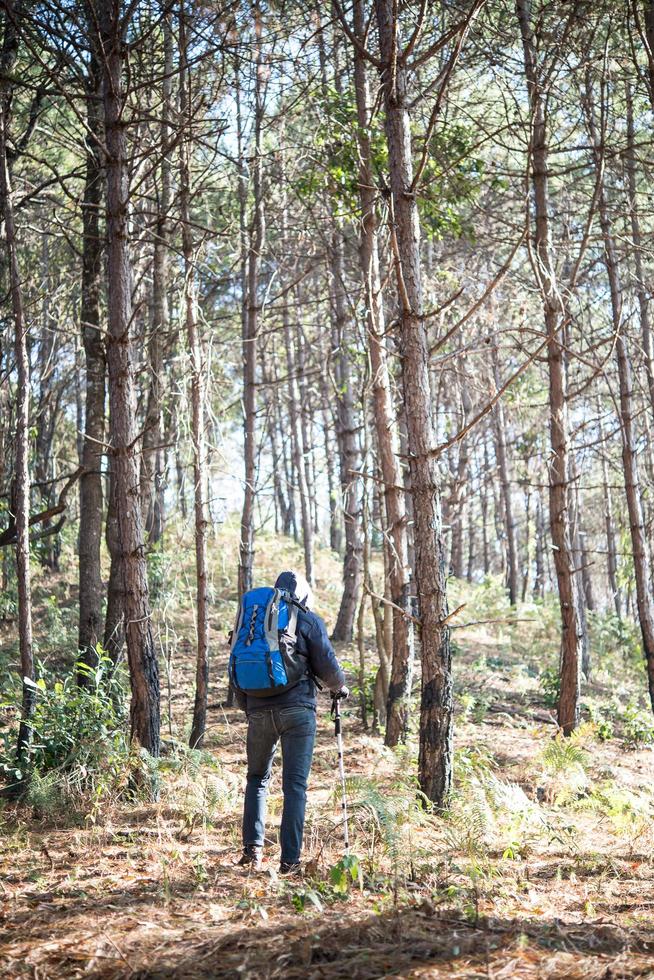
left=352, top=0, right=413, bottom=746
left=264, top=357, right=291, bottom=537
left=321, top=398, right=342, bottom=553
left=585, top=82, right=654, bottom=711
left=517, top=0, right=583, bottom=735
left=533, top=491, right=546, bottom=600
left=642, top=0, right=654, bottom=110
left=375, top=0, right=452, bottom=803
left=140, top=11, right=173, bottom=544
left=0, top=54, right=35, bottom=778
left=78, top=47, right=106, bottom=676
left=296, top=317, right=319, bottom=548
left=491, top=344, right=519, bottom=604
left=330, top=237, right=363, bottom=641
left=99, top=0, right=159, bottom=760
left=624, top=82, right=654, bottom=420
left=180, top=1, right=210, bottom=750
left=598, top=407, right=621, bottom=618
left=237, top=6, right=265, bottom=596
left=466, top=485, right=476, bottom=584
left=283, top=295, right=314, bottom=583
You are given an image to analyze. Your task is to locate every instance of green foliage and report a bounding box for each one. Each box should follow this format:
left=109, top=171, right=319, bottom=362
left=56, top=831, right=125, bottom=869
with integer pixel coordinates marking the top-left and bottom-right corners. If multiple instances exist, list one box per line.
left=541, top=734, right=589, bottom=776
left=293, top=85, right=386, bottom=212
left=589, top=611, right=642, bottom=670
left=538, top=666, right=560, bottom=708
left=0, top=652, right=130, bottom=809
left=0, top=551, right=17, bottom=621
left=466, top=575, right=512, bottom=621
left=417, top=124, right=487, bottom=241
left=330, top=853, right=363, bottom=894
left=618, top=699, right=654, bottom=750
left=147, top=547, right=172, bottom=603
left=585, top=695, right=654, bottom=749
left=339, top=655, right=377, bottom=720
left=39, top=594, right=76, bottom=655
left=345, top=770, right=430, bottom=879
left=445, top=747, right=498, bottom=857
left=576, top=781, right=653, bottom=835
left=291, top=886, right=323, bottom=913
left=293, top=86, right=483, bottom=240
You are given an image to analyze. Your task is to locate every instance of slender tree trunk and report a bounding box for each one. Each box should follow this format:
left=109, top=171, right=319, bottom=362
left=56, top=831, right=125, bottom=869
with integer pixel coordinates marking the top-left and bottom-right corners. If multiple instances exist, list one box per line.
left=330, top=238, right=363, bottom=641
left=296, top=317, right=319, bottom=553
left=492, top=344, right=519, bottom=604
left=585, top=84, right=654, bottom=710
left=642, top=0, right=654, bottom=111
left=283, top=295, right=313, bottom=582
left=0, top=84, right=35, bottom=778
left=375, top=0, right=452, bottom=803
left=448, top=451, right=468, bottom=579
left=321, top=399, right=342, bottom=554
left=624, top=82, right=654, bottom=420
left=179, top=1, right=210, bottom=750
left=237, top=7, right=265, bottom=596
left=598, top=408, right=621, bottom=618
left=264, top=359, right=291, bottom=537
left=352, top=0, right=413, bottom=745
left=518, top=0, right=583, bottom=735
left=466, top=485, right=476, bottom=584
left=140, top=12, right=173, bottom=544
left=534, top=491, right=546, bottom=600
left=78, top=48, right=106, bottom=676
left=99, top=0, right=159, bottom=760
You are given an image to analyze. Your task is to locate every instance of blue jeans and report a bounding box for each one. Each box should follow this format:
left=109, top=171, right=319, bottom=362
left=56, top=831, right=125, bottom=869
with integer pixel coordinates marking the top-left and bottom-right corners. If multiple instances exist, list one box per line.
left=242, top=705, right=317, bottom=864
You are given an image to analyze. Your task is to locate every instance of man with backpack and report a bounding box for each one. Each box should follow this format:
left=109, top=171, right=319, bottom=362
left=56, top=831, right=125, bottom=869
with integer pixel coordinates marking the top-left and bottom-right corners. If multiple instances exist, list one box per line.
left=230, top=570, right=348, bottom=875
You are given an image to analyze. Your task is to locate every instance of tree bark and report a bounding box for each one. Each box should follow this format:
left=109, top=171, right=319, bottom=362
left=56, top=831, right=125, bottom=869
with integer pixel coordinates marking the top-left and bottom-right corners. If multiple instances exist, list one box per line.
left=352, top=0, right=413, bottom=746
left=78, top=44, right=106, bottom=676
left=237, top=5, right=265, bottom=596
left=283, top=293, right=314, bottom=583
left=321, top=397, right=343, bottom=554
left=180, top=0, right=210, bottom=750
left=0, top=32, right=35, bottom=775
left=140, top=10, right=173, bottom=545
left=517, top=0, right=583, bottom=735
left=624, top=82, right=654, bottom=421
left=330, top=236, right=363, bottom=641
left=99, top=0, right=160, bottom=759
left=585, top=81, right=654, bottom=711
left=491, top=344, right=519, bottom=604
left=598, top=407, right=621, bottom=618
left=375, top=0, right=453, bottom=803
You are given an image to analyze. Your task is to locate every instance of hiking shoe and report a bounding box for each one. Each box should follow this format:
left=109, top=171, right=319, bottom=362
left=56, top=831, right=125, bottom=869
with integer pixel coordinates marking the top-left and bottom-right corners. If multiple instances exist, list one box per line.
left=237, top=848, right=262, bottom=871
left=279, top=861, right=302, bottom=877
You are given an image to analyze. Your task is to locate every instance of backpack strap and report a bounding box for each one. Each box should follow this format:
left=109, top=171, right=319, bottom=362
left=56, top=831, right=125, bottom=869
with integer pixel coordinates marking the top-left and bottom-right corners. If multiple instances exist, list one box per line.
left=286, top=602, right=298, bottom=644
left=230, top=598, right=245, bottom=652
left=264, top=588, right=282, bottom=652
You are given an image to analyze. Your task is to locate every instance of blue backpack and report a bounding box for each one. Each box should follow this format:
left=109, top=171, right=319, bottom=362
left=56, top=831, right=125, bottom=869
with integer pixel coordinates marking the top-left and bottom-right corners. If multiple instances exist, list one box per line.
left=229, top=587, right=308, bottom=697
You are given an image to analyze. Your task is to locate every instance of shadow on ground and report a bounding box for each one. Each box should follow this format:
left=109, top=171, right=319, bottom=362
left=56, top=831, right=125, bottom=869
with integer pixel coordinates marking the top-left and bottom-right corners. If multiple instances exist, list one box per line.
left=81, top=904, right=654, bottom=980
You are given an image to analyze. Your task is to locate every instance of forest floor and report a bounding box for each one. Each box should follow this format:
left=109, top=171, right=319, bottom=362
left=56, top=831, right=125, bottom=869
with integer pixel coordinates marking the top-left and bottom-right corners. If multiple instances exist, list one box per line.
left=1, top=520, right=654, bottom=978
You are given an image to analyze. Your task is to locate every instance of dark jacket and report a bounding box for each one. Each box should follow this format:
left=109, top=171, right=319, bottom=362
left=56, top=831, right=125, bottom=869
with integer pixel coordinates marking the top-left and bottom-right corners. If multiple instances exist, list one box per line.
left=235, top=605, right=346, bottom=714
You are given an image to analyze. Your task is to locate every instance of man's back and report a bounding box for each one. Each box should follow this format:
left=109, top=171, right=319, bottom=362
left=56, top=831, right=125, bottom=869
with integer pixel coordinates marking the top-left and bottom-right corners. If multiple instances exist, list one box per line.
left=236, top=604, right=345, bottom=713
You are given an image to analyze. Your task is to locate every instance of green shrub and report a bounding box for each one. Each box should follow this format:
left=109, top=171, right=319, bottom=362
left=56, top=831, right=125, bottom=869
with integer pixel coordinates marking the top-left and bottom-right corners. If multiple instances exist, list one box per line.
left=147, top=547, right=171, bottom=602
left=589, top=611, right=642, bottom=670
left=619, top=699, right=654, bottom=750
left=538, top=666, right=560, bottom=708
left=0, top=652, right=130, bottom=808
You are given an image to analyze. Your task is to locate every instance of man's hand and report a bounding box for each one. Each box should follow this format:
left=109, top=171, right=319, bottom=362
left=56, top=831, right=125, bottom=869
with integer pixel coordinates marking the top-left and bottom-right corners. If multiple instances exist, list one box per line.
left=334, top=686, right=349, bottom=700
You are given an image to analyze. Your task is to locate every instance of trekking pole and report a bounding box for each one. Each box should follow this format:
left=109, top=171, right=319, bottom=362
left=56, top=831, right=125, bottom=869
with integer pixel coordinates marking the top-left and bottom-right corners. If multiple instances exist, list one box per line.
left=331, top=693, right=349, bottom=855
